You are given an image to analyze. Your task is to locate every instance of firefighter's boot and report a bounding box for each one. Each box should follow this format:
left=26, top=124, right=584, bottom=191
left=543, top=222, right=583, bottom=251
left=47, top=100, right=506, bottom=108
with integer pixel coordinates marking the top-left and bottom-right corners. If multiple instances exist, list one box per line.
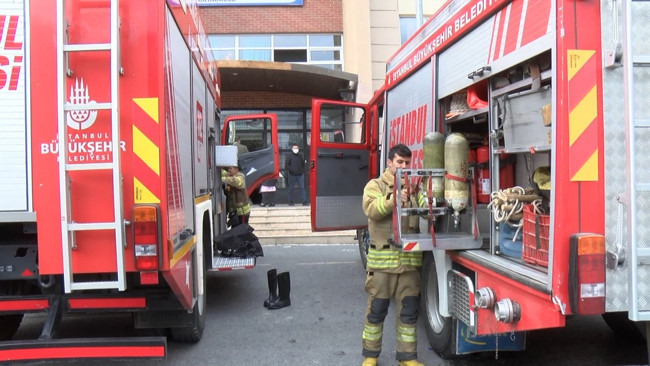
left=361, top=357, right=377, bottom=366
left=398, top=360, right=424, bottom=366
left=268, top=271, right=290, bottom=310
left=263, top=269, right=278, bottom=308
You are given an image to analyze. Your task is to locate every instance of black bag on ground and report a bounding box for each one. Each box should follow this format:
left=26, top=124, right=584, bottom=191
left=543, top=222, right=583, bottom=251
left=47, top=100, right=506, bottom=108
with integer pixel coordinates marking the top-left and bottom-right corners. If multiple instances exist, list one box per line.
left=214, top=223, right=264, bottom=258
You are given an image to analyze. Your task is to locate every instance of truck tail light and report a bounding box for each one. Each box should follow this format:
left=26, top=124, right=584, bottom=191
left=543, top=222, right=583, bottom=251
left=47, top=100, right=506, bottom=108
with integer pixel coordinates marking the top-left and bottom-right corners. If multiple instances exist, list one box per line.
left=569, top=234, right=606, bottom=315
left=132, top=205, right=161, bottom=271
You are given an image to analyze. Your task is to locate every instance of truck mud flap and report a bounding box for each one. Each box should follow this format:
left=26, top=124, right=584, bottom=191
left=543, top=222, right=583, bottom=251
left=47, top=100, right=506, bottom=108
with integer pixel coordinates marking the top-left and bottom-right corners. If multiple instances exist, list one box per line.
left=455, top=320, right=526, bottom=355
left=0, top=336, right=166, bottom=363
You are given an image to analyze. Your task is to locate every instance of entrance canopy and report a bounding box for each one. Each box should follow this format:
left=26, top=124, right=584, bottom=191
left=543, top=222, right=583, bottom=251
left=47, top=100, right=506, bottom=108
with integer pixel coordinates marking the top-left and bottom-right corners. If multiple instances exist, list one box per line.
left=215, top=60, right=357, bottom=100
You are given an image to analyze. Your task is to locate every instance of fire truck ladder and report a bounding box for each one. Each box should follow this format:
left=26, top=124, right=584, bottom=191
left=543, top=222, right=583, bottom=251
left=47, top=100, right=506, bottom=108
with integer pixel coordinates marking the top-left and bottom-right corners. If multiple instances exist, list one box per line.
left=56, top=0, right=126, bottom=292
left=622, top=0, right=650, bottom=322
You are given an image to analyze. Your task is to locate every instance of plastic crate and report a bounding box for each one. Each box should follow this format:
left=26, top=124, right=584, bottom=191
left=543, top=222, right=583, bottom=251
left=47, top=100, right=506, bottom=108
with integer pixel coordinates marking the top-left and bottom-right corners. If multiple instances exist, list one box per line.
left=522, top=204, right=550, bottom=267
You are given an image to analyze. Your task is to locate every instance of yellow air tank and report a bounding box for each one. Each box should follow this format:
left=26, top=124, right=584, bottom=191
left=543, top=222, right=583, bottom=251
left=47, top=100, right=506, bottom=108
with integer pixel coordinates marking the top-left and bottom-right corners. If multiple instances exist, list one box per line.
left=423, top=132, right=445, bottom=200
left=444, top=133, right=469, bottom=218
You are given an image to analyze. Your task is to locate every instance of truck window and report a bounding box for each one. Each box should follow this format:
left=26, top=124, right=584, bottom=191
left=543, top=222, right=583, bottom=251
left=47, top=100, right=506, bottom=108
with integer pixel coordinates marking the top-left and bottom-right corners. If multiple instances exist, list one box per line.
left=318, top=104, right=365, bottom=144
left=224, top=117, right=273, bottom=152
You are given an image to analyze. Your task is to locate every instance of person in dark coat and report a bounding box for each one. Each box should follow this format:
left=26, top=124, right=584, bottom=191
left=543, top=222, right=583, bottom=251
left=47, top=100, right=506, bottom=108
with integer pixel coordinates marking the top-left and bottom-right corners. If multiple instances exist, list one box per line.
left=285, top=144, right=308, bottom=206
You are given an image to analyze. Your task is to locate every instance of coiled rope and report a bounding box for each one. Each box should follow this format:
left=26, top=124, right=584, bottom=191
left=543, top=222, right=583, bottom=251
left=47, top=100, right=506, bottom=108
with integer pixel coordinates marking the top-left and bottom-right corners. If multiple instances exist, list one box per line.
left=487, top=186, right=542, bottom=241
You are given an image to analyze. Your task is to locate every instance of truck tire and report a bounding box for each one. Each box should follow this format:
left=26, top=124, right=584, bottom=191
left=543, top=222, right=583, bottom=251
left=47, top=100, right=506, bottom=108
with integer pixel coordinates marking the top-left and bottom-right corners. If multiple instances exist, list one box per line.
left=602, top=312, right=646, bottom=344
left=357, top=228, right=369, bottom=269
left=170, top=262, right=206, bottom=343
left=420, top=252, right=455, bottom=358
left=0, top=314, right=23, bottom=341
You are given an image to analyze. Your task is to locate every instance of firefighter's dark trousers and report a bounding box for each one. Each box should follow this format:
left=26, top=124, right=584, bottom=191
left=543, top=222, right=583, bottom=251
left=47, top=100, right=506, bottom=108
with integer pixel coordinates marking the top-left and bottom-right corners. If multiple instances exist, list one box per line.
left=361, top=270, right=420, bottom=361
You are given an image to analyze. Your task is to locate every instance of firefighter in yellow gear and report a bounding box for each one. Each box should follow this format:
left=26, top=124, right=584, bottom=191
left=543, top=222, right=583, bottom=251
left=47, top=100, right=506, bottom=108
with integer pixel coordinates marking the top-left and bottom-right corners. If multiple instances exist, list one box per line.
left=222, top=164, right=251, bottom=227
left=361, top=144, right=425, bottom=366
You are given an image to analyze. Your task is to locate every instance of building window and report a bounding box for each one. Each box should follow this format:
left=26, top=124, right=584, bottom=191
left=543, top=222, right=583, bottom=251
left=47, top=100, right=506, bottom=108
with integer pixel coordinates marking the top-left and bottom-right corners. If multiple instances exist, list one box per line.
left=208, top=34, right=343, bottom=70
left=275, top=35, right=307, bottom=47
left=399, top=16, right=417, bottom=44
left=274, top=49, right=307, bottom=62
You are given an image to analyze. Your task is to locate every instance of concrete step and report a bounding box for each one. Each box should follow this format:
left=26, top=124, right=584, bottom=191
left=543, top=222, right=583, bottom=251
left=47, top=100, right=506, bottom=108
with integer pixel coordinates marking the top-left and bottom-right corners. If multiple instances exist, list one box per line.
left=248, top=204, right=358, bottom=245
left=249, top=215, right=311, bottom=224
left=250, top=206, right=311, bottom=216
left=258, top=234, right=357, bottom=245
left=254, top=227, right=353, bottom=236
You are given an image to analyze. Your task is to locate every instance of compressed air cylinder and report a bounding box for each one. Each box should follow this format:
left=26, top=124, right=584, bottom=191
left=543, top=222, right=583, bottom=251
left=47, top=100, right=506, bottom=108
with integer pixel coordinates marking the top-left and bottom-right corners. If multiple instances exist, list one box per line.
left=444, top=133, right=469, bottom=216
left=422, top=132, right=445, bottom=199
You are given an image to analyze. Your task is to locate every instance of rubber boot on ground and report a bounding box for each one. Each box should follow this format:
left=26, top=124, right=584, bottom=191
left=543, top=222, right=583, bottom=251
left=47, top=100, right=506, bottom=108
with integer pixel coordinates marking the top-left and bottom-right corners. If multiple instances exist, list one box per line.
left=361, top=357, right=377, bottom=366
left=263, top=269, right=278, bottom=308
left=268, top=271, right=291, bottom=310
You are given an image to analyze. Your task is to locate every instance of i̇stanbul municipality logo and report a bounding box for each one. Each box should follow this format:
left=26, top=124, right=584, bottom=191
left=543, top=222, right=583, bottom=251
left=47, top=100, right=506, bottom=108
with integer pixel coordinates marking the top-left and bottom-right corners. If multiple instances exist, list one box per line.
left=66, top=78, right=98, bottom=130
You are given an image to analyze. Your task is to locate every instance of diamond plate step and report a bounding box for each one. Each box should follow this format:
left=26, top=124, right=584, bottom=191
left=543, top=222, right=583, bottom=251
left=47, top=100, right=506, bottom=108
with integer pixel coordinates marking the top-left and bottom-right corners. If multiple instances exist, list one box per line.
left=210, top=256, right=255, bottom=271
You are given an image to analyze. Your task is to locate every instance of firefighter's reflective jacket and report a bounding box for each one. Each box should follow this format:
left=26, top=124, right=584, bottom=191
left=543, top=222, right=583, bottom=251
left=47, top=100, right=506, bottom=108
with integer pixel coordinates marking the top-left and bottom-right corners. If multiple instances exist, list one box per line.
left=362, top=168, right=425, bottom=273
left=223, top=171, right=251, bottom=216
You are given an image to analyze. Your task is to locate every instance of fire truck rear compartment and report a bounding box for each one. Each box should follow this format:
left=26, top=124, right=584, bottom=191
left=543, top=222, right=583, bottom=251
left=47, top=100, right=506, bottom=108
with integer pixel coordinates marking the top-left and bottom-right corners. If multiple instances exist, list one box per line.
left=440, top=51, right=553, bottom=285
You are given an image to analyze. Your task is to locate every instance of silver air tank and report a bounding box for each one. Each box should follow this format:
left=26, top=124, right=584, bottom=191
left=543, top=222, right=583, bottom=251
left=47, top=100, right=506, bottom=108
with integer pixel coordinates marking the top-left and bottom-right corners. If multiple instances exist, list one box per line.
left=422, top=132, right=445, bottom=201
left=444, top=133, right=469, bottom=226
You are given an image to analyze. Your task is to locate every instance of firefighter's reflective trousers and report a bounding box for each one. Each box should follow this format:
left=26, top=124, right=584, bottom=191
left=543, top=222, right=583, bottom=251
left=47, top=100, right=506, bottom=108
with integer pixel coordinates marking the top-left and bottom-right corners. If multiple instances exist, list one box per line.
left=361, top=270, right=420, bottom=361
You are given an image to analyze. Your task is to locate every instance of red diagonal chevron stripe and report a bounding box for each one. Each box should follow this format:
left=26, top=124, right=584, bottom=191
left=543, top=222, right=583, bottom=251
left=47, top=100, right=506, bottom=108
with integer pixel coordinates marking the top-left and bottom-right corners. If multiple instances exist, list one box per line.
left=568, top=50, right=599, bottom=181
left=568, top=52, right=598, bottom=111
left=569, top=119, right=598, bottom=179
left=133, top=157, right=161, bottom=199
left=503, top=0, right=524, bottom=55
left=521, top=0, right=552, bottom=47
left=403, top=242, right=418, bottom=251
left=132, top=103, right=159, bottom=144
left=132, top=99, right=161, bottom=203
left=490, top=7, right=507, bottom=62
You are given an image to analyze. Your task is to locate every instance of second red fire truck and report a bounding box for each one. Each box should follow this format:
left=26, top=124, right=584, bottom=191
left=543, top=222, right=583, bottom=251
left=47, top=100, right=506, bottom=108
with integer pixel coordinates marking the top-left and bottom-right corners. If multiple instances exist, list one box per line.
left=310, top=0, right=648, bottom=358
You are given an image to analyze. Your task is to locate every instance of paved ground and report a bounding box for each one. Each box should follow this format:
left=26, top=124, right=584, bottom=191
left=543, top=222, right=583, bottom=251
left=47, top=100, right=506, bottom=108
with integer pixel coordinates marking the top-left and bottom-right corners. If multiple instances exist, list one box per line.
left=14, top=244, right=649, bottom=365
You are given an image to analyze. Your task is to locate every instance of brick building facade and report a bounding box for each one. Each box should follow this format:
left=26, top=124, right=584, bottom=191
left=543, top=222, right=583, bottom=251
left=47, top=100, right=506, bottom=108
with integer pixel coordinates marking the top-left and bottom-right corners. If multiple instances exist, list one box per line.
left=201, top=0, right=342, bottom=34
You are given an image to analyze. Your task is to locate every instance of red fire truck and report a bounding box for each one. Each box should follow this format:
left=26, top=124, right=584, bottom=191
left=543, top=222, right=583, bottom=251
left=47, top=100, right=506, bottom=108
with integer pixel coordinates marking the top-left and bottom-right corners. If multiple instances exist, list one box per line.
left=0, top=0, right=277, bottom=362
left=310, top=0, right=648, bottom=357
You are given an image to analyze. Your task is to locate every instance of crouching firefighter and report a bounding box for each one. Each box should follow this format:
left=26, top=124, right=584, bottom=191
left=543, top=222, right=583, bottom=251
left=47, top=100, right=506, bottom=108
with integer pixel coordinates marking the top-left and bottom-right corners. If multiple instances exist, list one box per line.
left=360, top=144, right=426, bottom=366
left=222, top=163, right=251, bottom=227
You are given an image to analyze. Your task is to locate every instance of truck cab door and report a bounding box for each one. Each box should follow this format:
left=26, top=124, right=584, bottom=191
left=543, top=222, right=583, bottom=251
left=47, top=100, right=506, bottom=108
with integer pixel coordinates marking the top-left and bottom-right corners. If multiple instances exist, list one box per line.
left=221, top=114, right=279, bottom=196
left=309, top=99, right=371, bottom=231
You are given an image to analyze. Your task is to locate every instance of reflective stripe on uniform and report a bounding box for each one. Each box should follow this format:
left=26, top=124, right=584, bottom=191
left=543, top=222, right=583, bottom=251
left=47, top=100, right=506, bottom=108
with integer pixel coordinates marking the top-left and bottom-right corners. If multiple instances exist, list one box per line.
left=367, top=249, right=399, bottom=269
left=417, top=192, right=426, bottom=207
left=396, top=325, right=417, bottom=343
left=400, top=252, right=422, bottom=267
left=365, top=190, right=387, bottom=216
left=362, top=324, right=383, bottom=341
left=234, top=204, right=250, bottom=215
left=367, top=249, right=422, bottom=269
left=376, top=195, right=388, bottom=216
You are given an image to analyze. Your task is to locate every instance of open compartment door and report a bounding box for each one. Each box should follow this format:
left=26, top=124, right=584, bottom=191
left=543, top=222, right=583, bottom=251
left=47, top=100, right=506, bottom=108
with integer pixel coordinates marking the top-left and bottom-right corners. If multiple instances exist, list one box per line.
left=221, top=114, right=279, bottom=195
left=309, top=99, right=371, bottom=231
